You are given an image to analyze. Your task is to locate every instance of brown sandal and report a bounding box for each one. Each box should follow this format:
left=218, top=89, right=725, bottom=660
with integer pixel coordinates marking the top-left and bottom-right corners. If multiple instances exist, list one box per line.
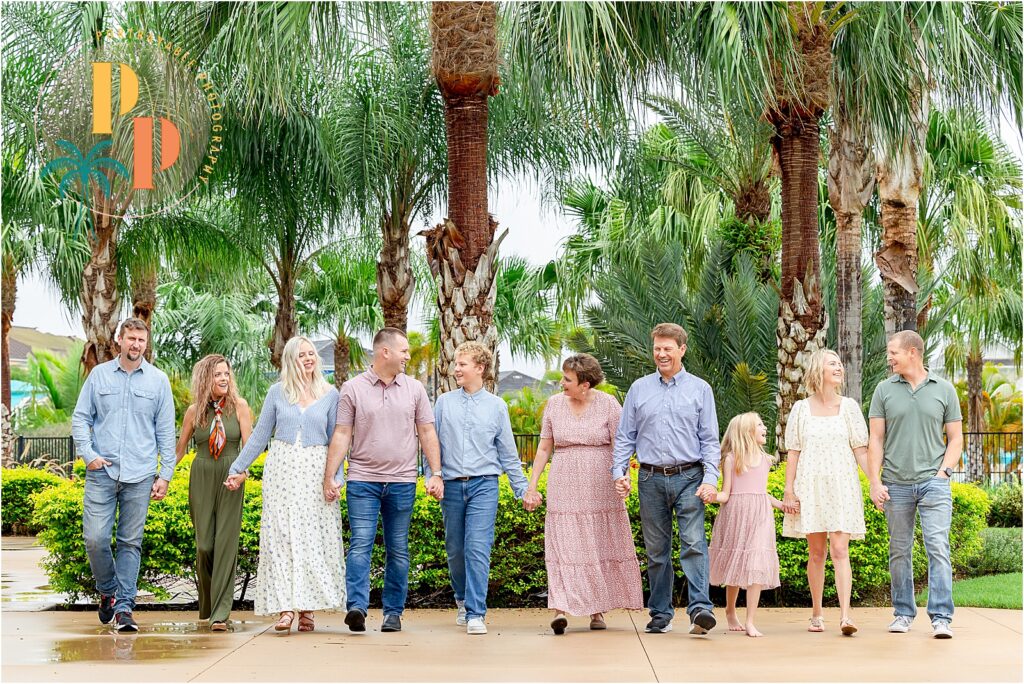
left=840, top=618, right=858, bottom=636
left=211, top=621, right=228, bottom=632
left=590, top=613, right=607, bottom=630
left=298, top=611, right=315, bottom=633
left=274, top=611, right=294, bottom=633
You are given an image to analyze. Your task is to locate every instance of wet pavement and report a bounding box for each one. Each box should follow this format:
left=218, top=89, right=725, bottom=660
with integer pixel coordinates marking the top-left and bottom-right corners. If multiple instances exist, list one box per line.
left=2, top=536, right=1021, bottom=681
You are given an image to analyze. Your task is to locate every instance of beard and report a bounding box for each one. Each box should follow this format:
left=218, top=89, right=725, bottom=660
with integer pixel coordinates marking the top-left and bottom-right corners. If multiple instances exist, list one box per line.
left=126, top=350, right=143, bottom=362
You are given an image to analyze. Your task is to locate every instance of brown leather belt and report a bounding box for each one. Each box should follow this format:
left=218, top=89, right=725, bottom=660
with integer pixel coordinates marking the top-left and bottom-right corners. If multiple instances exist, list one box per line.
left=638, top=462, right=702, bottom=476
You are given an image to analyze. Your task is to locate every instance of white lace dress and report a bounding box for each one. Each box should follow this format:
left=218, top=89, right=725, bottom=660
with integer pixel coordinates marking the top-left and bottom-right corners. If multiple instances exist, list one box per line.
left=782, top=397, right=868, bottom=539
left=254, top=419, right=346, bottom=615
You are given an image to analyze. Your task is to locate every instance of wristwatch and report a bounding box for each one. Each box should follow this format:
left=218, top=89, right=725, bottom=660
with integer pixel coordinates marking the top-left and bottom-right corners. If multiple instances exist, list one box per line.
left=942, top=467, right=954, bottom=478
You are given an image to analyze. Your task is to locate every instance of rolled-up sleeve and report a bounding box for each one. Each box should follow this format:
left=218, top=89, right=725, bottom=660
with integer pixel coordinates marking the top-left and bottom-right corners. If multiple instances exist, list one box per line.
left=697, top=384, right=721, bottom=486
left=611, top=387, right=638, bottom=479
left=71, top=373, right=99, bottom=464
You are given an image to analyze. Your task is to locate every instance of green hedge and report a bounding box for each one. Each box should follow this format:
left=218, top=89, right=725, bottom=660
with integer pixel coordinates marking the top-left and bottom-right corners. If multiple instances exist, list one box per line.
left=987, top=483, right=1022, bottom=528
left=968, top=527, right=1023, bottom=575
left=1, top=467, right=66, bottom=534
left=27, top=462, right=991, bottom=607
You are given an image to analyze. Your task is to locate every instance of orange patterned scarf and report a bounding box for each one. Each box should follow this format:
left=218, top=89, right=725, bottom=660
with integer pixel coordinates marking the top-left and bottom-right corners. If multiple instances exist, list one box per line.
left=208, top=398, right=227, bottom=459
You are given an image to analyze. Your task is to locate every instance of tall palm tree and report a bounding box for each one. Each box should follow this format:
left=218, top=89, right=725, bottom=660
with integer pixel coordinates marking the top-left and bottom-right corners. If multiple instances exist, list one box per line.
left=298, top=248, right=383, bottom=389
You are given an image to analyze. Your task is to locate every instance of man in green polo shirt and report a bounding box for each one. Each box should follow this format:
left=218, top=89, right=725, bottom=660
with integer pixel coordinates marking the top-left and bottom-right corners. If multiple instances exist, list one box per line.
left=867, top=331, right=963, bottom=640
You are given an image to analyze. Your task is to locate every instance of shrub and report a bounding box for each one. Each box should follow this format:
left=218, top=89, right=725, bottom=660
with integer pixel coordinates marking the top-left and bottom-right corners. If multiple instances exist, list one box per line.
left=26, top=460, right=993, bottom=607
left=1, top=467, right=66, bottom=533
left=968, top=527, right=1023, bottom=575
left=987, top=483, right=1023, bottom=528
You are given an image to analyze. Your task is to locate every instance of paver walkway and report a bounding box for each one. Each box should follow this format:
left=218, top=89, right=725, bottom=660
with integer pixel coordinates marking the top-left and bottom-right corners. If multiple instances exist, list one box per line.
left=3, top=537, right=1021, bottom=682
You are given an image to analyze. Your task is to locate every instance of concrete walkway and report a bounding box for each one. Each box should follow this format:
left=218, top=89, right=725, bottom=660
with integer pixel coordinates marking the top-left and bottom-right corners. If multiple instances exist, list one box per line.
left=2, top=606, right=1021, bottom=682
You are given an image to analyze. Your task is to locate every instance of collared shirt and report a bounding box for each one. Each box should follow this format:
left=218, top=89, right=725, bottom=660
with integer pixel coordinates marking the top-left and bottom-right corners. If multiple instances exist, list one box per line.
left=228, top=382, right=339, bottom=476
left=430, top=387, right=529, bottom=499
left=611, top=368, right=721, bottom=486
left=337, top=369, right=434, bottom=483
left=869, top=372, right=962, bottom=485
left=71, top=357, right=176, bottom=483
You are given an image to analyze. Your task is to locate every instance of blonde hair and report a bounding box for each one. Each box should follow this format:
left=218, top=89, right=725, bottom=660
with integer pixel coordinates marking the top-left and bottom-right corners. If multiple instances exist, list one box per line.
left=190, top=354, right=241, bottom=428
left=280, top=336, right=331, bottom=404
left=804, top=349, right=843, bottom=396
left=721, top=412, right=769, bottom=474
left=454, top=341, right=494, bottom=381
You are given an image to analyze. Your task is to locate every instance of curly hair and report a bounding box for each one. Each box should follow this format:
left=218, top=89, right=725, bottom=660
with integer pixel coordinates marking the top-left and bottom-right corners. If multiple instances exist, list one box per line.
left=190, top=354, right=241, bottom=428
left=454, top=341, right=494, bottom=381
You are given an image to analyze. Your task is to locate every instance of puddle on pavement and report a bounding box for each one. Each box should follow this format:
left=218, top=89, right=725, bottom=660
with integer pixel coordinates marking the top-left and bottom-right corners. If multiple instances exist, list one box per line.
left=74, top=620, right=263, bottom=636
left=46, top=635, right=211, bottom=663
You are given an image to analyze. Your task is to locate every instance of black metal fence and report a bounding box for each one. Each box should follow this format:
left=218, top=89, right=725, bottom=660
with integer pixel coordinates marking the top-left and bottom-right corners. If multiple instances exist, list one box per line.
left=10, top=436, right=76, bottom=468
left=10, top=432, right=1021, bottom=484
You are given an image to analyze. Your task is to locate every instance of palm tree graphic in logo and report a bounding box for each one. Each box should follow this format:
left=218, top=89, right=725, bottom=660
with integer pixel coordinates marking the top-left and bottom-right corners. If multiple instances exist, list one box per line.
left=40, top=139, right=130, bottom=235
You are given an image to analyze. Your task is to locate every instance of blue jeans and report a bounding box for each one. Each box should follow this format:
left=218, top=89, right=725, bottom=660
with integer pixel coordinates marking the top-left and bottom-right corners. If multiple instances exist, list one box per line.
left=82, top=469, right=153, bottom=614
left=441, top=476, right=499, bottom=620
left=884, top=477, right=954, bottom=624
left=345, top=481, right=416, bottom=616
left=638, top=466, right=712, bottom=621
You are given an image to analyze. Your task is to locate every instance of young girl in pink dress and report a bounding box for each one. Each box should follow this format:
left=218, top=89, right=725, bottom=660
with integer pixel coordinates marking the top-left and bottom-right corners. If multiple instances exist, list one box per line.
left=709, top=412, right=783, bottom=637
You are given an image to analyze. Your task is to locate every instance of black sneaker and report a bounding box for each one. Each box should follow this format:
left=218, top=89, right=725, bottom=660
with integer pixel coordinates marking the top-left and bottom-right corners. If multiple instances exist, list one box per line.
left=689, top=610, right=717, bottom=635
left=381, top=614, right=402, bottom=632
left=645, top=616, right=673, bottom=633
left=113, top=612, right=138, bottom=633
left=344, top=608, right=366, bottom=632
left=98, top=595, right=116, bottom=625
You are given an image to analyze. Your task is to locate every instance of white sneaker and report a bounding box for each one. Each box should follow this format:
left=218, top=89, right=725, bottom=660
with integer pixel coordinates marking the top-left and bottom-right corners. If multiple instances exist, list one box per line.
left=466, top=617, right=487, bottom=635
left=932, top=622, right=953, bottom=639
left=456, top=600, right=467, bottom=626
left=888, top=616, right=913, bottom=633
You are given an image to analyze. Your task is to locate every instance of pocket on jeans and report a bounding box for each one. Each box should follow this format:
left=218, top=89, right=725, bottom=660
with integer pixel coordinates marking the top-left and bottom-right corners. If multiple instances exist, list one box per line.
left=639, top=469, right=652, bottom=483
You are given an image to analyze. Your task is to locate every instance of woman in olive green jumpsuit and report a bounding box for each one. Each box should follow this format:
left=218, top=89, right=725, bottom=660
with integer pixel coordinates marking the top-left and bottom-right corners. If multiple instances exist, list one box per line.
left=175, top=355, right=253, bottom=631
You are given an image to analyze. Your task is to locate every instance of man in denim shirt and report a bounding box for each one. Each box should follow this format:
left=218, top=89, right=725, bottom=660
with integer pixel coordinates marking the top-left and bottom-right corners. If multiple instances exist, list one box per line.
left=71, top=319, right=176, bottom=633
left=612, top=323, right=721, bottom=635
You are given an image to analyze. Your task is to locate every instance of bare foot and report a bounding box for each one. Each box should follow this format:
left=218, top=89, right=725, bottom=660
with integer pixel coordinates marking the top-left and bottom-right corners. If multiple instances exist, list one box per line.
left=726, top=614, right=744, bottom=631
left=745, top=624, right=764, bottom=637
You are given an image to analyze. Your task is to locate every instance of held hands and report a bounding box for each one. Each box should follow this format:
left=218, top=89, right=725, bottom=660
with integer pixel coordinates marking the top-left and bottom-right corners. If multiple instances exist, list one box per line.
left=695, top=483, right=717, bottom=504
left=614, top=477, right=631, bottom=500
left=323, top=479, right=341, bottom=503
left=87, top=457, right=112, bottom=471
left=223, top=473, right=247, bottom=491
left=869, top=481, right=890, bottom=511
left=150, top=478, right=169, bottom=501
left=782, top=489, right=800, bottom=515
left=426, top=474, right=444, bottom=501
left=522, top=489, right=543, bottom=512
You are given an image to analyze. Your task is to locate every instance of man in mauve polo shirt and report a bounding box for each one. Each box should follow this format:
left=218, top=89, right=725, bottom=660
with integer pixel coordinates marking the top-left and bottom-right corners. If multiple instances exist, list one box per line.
left=612, top=323, right=721, bottom=636
left=323, top=327, right=443, bottom=634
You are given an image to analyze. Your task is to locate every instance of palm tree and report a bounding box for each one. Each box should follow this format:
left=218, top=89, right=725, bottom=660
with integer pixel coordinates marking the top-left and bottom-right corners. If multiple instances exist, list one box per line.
left=297, top=248, right=383, bottom=389
left=491, top=256, right=561, bottom=381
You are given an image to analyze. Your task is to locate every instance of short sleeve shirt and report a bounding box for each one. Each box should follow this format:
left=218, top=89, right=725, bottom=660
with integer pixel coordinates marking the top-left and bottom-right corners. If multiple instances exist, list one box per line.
left=337, top=369, right=434, bottom=483
left=869, top=372, right=962, bottom=485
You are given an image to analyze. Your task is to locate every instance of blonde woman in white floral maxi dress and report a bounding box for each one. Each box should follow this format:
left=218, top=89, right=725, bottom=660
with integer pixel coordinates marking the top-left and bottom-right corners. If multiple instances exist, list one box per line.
left=225, top=337, right=346, bottom=633
left=782, top=349, right=869, bottom=637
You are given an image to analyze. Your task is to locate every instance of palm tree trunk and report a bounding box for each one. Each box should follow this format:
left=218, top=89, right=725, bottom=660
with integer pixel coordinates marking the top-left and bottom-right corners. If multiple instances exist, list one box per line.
left=770, top=4, right=831, bottom=459
left=131, top=268, right=158, bottom=361
left=827, top=112, right=875, bottom=405
left=876, top=102, right=927, bottom=338
left=378, top=210, right=415, bottom=332
left=965, top=352, right=985, bottom=482
left=1, top=260, right=15, bottom=412
left=81, top=210, right=121, bottom=373
left=269, top=264, right=298, bottom=370
left=333, top=335, right=351, bottom=390
left=2, top=261, right=15, bottom=466
left=430, top=0, right=502, bottom=394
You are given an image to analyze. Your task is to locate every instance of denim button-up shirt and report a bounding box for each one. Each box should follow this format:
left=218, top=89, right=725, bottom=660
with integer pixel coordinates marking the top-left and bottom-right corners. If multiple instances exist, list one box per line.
left=71, top=358, right=177, bottom=483
left=429, top=387, right=529, bottom=499
left=611, top=368, right=721, bottom=486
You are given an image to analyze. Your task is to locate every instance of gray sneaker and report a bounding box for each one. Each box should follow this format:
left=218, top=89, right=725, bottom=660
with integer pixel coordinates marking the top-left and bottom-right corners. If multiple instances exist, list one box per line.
left=932, top=621, right=953, bottom=639
left=888, top=616, right=913, bottom=633
left=456, top=600, right=467, bottom=626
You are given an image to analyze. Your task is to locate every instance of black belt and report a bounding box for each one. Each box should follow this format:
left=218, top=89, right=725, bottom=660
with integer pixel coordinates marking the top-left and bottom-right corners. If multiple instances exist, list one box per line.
left=638, top=462, right=702, bottom=476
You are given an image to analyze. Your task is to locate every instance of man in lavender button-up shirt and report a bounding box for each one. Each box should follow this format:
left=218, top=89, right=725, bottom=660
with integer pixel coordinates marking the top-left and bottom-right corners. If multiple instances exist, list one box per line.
left=612, top=323, right=721, bottom=636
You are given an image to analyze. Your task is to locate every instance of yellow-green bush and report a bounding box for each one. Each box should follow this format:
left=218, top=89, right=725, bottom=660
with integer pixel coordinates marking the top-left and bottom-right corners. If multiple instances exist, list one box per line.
left=1, top=467, right=65, bottom=533
left=25, top=461, right=992, bottom=607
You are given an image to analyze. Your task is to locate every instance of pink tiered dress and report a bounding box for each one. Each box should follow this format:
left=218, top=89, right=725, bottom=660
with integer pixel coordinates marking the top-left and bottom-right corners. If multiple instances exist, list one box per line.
left=709, top=453, right=780, bottom=589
